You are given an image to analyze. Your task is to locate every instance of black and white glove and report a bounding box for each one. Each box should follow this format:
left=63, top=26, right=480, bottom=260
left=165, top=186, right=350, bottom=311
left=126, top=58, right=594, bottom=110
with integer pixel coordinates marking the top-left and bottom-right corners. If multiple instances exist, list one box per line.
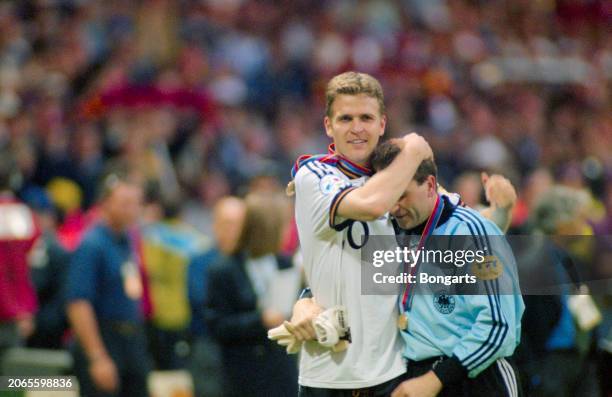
left=313, top=306, right=350, bottom=351
left=271, top=306, right=351, bottom=354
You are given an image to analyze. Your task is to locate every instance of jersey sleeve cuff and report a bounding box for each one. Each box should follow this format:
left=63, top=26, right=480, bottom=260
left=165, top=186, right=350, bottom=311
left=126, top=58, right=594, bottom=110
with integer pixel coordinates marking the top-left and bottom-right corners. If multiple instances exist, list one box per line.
left=432, top=355, right=468, bottom=386
left=328, top=186, right=356, bottom=228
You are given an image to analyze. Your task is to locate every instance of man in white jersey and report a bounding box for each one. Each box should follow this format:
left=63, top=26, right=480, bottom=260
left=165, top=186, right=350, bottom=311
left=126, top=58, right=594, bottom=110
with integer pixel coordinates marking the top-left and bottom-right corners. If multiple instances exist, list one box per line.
left=289, top=71, right=433, bottom=396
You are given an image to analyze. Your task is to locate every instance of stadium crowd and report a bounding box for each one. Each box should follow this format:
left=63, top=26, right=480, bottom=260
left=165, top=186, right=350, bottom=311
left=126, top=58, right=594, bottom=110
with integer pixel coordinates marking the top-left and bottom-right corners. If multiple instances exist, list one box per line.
left=0, top=0, right=610, bottom=396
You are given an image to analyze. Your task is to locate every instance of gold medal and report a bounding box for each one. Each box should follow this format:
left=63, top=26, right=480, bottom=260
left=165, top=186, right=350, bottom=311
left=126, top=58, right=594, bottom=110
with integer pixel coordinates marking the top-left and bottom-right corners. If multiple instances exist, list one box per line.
left=397, top=313, right=408, bottom=330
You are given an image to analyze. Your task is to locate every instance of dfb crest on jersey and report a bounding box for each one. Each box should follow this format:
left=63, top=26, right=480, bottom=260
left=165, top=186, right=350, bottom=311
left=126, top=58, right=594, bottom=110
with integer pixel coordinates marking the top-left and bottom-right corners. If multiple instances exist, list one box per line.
left=433, top=292, right=455, bottom=314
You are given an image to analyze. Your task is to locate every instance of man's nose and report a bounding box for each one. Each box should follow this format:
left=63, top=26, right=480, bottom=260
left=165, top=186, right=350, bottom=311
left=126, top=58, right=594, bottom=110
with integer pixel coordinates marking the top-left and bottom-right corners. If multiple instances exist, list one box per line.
left=390, top=202, right=400, bottom=215
left=350, top=119, right=365, bottom=133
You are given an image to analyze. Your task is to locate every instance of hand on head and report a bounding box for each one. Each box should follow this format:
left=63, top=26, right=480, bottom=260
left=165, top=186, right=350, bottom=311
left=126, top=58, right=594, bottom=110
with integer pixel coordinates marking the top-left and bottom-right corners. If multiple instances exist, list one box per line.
left=388, top=133, right=433, bottom=162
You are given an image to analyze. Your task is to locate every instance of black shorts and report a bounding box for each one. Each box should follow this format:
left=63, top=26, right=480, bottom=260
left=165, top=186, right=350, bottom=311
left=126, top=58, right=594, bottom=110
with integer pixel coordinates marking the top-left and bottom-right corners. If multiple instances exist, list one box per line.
left=298, top=372, right=407, bottom=397
left=406, top=356, right=522, bottom=397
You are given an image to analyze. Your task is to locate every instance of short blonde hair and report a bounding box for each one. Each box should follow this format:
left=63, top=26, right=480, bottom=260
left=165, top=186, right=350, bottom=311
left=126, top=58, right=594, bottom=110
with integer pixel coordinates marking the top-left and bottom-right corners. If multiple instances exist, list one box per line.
left=237, top=192, right=289, bottom=258
left=325, top=71, right=385, bottom=117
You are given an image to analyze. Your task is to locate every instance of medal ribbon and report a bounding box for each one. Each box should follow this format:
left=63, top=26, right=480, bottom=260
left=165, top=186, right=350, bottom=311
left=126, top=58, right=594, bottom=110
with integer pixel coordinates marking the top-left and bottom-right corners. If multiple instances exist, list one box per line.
left=399, top=194, right=444, bottom=312
left=291, top=143, right=372, bottom=179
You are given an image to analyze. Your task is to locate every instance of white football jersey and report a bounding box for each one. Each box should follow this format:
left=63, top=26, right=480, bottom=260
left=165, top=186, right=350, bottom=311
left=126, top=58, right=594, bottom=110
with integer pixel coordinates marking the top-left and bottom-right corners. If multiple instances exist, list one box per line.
left=294, top=160, right=405, bottom=389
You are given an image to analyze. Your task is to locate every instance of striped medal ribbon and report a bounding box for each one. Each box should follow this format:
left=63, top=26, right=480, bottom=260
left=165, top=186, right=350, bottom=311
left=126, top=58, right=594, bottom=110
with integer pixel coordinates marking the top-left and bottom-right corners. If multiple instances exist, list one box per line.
left=399, top=194, right=445, bottom=314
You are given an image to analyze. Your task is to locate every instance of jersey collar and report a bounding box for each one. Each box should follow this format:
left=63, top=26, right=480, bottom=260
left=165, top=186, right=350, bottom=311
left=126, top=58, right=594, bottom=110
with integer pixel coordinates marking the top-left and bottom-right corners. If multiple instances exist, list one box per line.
left=290, top=143, right=373, bottom=180
left=392, top=195, right=457, bottom=236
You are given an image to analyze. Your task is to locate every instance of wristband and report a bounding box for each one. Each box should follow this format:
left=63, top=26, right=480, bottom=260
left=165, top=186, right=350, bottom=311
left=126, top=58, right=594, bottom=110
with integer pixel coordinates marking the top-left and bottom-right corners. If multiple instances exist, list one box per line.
left=432, top=355, right=467, bottom=385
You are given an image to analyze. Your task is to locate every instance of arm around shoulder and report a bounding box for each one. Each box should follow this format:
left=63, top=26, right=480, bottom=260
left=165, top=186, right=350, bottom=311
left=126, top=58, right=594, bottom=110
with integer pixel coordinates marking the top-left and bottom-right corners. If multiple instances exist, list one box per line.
left=337, top=133, right=433, bottom=221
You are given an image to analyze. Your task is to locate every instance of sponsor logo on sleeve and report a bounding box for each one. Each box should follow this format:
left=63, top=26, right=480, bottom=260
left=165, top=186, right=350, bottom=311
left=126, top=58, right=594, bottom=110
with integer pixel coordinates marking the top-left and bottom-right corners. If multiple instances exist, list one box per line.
left=319, top=174, right=351, bottom=196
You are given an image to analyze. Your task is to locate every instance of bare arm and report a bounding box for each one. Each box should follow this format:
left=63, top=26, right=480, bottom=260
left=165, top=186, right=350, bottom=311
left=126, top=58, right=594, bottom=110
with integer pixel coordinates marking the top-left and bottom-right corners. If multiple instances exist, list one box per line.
left=391, top=371, right=442, bottom=397
left=67, top=300, right=118, bottom=392
left=67, top=300, right=107, bottom=360
left=337, top=133, right=432, bottom=221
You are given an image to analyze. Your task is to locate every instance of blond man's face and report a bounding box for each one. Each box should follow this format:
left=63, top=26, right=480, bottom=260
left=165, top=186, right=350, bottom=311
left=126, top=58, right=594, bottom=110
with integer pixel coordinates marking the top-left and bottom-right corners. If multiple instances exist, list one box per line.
left=324, top=94, right=385, bottom=166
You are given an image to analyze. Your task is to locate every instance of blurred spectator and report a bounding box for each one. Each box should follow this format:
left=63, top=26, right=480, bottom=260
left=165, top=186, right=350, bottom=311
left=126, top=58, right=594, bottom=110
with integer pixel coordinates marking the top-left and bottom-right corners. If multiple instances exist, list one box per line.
left=517, top=186, right=601, bottom=397
left=181, top=171, right=231, bottom=236
left=205, top=192, right=298, bottom=397
left=65, top=173, right=151, bottom=397
left=187, top=196, right=247, bottom=397
left=71, top=123, right=105, bottom=208
left=46, top=176, right=101, bottom=251
left=452, top=171, right=482, bottom=208
left=592, top=183, right=612, bottom=235
left=211, top=196, right=247, bottom=256
left=247, top=171, right=283, bottom=194
left=25, top=190, right=71, bottom=350
left=593, top=236, right=612, bottom=396
left=187, top=249, right=223, bottom=397
left=140, top=185, right=211, bottom=370
left=511, top=168, right=555, bottom=232
left=0, top=0, right=608, bottom=224
left=463, top=101, right=514, bottom=173
left=0, top=154, right=39, bottom=369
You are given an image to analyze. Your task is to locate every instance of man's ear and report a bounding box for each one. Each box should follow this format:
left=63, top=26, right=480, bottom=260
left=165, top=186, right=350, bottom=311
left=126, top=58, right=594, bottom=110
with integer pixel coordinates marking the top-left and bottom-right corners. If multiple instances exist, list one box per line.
left=324, top=116, right=333, bottom=138
left=428, top=176, right=437, bottom=197
left=379, top=114, right=387, bottom=136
